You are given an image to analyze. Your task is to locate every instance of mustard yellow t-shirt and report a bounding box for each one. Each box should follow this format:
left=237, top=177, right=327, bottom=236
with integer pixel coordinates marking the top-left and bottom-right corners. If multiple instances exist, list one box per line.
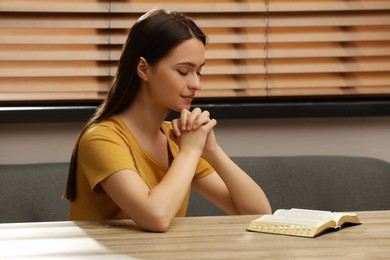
left=68, top=115, right=214, bottom=221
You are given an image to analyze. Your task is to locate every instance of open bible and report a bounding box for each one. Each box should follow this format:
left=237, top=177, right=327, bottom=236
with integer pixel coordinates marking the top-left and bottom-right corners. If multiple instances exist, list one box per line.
left=247, top=208, right=361, bottom=238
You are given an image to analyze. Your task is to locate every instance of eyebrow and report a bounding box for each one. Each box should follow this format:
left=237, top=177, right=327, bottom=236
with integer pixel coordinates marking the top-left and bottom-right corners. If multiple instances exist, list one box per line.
left=176, top=61, right=206, bottom=68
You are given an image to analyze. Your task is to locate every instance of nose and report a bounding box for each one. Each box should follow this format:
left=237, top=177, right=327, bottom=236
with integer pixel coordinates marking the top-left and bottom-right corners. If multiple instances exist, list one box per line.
left=188, top=74, right=202, bottom=91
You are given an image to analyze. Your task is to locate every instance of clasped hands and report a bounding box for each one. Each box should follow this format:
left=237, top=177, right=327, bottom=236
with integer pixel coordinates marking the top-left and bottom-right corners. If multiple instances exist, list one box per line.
left=170, top=108, right=218, bottom=158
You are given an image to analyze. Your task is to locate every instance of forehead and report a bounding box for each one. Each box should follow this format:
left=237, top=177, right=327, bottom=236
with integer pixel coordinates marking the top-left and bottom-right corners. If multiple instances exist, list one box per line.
left=162, top=38, right=205, bottom=66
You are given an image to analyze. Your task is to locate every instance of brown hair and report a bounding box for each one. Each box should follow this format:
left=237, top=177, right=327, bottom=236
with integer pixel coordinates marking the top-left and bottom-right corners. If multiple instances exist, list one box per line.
left=63, top=9, right=207, bottom=201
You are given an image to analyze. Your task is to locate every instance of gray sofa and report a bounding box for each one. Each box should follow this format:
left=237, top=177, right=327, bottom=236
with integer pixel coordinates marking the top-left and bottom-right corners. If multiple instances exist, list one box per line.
left=1, top=156, right=390, bottom=223
left=0, top=163, right=69, bottom=223
left=187, top=156, right=390, bottom=216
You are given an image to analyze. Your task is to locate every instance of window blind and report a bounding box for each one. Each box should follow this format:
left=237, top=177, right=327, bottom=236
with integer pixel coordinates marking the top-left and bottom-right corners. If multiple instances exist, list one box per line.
left=0, top=0, right=389, bottom=103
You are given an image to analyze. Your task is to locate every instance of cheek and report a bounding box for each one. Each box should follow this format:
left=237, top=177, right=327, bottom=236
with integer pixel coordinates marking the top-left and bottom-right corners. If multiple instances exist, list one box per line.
left=147, top=73, right=175, bottom=101
left=150, top=70, right=181, bottom=91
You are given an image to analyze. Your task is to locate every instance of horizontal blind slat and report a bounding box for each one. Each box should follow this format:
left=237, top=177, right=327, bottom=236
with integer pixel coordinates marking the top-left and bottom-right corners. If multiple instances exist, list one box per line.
left=0, top=45, right=109, bottom=61
left=0, top=0, right=109, bottom=13
left=269, top=0, right=390, bottom=12
left=267, top=57, right=390, bottom=74
left=268, top=13, right=390, bottom=27
left=0, top=61, right=111, bottom=77
left=268, top=26, right=390, bottom=43
left=0, top=77, right=110, bottom=92
left=0, top=28, right=109, bottom=44
left=0, top=14, right=109, bottom=29
left=268, top=72, right=390, bottom=88
left=204, top=42, right=390, bottom=60
left=0, top=92, right=108, bottom=101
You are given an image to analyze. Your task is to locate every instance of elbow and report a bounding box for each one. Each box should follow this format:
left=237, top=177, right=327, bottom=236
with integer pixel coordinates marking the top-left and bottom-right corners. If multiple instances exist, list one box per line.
left=261, top=206, right=272, bottom=215
left=255, top=202, right=272, bottom=215
left=143, top=219, right=171, bottom=233
left=240, top=203, right=272, bottom=215
left=241, top=207, right=272, bottom=216
left=263, top=200, right=273, bottom=214
left=251, top=195, right=272, bottom=215
left=137, top=212, right=173, bottom=233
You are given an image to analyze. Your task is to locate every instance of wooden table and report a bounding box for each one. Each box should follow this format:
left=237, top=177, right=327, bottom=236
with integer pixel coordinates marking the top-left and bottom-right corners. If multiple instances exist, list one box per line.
left=1, top=210, right=390, bottom=259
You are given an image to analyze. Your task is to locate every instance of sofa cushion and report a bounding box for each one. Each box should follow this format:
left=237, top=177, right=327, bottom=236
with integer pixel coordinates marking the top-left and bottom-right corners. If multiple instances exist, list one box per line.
left=187, top=156, right=390, bottom=216
left=0, top=163, right=69, bottom=223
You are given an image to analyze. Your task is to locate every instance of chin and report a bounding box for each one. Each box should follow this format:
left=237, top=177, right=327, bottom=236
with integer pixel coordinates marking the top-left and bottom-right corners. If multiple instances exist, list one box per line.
left=173, top=104, right=191, bottom=112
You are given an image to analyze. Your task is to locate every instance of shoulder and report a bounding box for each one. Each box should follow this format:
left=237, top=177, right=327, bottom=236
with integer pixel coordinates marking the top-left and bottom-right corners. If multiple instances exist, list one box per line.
left=78, top=117, right=134, bottom=164
left=82, top=116, right=127, bottom=139
left=80, top=116, right=129, bottom=148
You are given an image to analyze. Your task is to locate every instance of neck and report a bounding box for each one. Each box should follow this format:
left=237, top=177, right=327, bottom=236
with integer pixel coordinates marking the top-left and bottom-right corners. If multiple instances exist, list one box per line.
left=118, top=93, right=168, bottom=138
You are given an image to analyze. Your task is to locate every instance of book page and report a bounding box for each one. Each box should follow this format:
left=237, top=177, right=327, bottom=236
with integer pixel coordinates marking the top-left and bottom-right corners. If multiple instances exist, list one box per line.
left=255, top=214, right=330, bottom=227
left=328, top=212, right=359, bottom=225
left=274, top=209, right=335, bottom=222
left=273, top=208, right=358, bottom=226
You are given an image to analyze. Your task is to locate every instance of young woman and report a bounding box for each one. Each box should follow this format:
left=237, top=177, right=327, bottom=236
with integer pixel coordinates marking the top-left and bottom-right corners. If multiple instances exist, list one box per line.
left=64, top=9, right=271, bottom=232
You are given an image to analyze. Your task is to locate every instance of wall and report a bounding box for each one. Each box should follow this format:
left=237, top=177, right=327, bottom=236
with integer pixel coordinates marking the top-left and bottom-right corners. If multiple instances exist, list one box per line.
left=0, top=116, right=389, bottom=164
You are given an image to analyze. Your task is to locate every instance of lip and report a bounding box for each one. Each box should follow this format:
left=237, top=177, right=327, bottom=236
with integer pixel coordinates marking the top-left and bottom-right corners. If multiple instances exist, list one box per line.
left=181, top=95, right=194, bottom=102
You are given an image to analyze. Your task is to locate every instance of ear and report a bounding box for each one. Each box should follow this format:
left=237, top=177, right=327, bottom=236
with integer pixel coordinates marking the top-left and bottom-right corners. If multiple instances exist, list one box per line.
left=136, top=57, right=150, bottom=81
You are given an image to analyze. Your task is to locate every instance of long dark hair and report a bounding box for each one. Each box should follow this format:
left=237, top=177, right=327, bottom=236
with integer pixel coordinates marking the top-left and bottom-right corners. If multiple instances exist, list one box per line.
left=64, top=9, right=207, bottom=201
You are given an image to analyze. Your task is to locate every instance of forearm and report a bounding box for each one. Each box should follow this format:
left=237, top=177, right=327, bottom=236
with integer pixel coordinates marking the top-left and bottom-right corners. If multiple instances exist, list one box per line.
left=204, top=146, right=272, bottom=214
left=140, top=117, right=215, bottom=231
left=104, top=151, right=201, bottom=232
left=145, top=151, right=200, bottom=228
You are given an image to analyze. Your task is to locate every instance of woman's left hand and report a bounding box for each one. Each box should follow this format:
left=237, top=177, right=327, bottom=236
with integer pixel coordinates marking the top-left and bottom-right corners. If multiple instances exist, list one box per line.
left=171, top=108, right=219, bottom=158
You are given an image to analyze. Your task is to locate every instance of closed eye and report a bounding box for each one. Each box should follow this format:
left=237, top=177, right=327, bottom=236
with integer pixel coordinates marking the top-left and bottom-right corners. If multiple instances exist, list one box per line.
left=177, top=70, right=188, bottom=76
left=177, top=69, right=202, bottom=77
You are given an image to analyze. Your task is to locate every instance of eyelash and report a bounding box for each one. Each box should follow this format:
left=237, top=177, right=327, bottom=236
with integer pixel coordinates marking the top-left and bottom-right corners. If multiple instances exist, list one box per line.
left=177, top=70, right=202, bottom=77
left=177, top=70, right=187, bottom=76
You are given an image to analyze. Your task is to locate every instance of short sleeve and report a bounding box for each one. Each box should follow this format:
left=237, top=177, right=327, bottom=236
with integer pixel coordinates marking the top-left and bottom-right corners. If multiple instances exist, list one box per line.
left=194, top=157, right=215, bottom=180
left=78, top=125, right=135, bottom=193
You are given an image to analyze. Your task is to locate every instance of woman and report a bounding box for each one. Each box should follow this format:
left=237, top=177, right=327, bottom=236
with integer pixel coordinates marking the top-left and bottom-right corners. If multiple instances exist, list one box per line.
left=64, top=9, right=271, bottom=232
